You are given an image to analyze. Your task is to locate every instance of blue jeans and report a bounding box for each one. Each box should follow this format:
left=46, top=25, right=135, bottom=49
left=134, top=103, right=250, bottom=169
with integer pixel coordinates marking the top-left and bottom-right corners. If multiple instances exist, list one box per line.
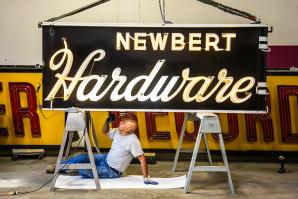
left=63, top=154, right=121, bottom=179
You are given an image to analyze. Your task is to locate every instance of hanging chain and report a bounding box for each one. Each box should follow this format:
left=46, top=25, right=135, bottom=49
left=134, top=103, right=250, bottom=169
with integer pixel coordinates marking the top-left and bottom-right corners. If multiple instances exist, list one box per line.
left=44, top=0, right=260, bottom=24
left=159, top=0, right=173, bottom=24
left=139, top=0, right=141, bottom=23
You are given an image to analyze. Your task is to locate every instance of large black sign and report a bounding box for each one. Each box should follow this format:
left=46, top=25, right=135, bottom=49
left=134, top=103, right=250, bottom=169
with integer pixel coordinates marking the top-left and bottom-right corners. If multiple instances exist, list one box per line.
left=42, top=23, right=268, bottom=113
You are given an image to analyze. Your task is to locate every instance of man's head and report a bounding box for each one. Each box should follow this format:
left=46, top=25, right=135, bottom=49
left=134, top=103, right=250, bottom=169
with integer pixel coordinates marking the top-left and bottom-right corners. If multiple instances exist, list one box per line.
left=118, top=118, right=137, bottom=135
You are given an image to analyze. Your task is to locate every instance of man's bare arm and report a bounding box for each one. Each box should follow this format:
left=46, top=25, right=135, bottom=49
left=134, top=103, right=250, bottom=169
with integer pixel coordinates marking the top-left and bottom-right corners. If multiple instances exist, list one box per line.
left=102, top=121, right=110, bottom=134
left=138, top=154, right=159, bottom=185
left=137, top=154, right=148, bottom=177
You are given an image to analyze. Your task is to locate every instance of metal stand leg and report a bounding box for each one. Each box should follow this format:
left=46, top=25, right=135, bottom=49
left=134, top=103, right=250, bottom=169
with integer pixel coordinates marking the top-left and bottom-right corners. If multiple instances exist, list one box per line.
left=64, top=131, right=74, bottom=159
left=173, top=113, right=213, bottom=171
left=183, top=113, right=235, bottom=194
left=219, top=134, right=235, bottom=194
left=50, top=110, right=100, bottom=191
left=90, top=113, right=100, bottom=153
left=172, top=113, right=189, bottom=172
left=84, top=129, right=100, bottom=190
left=203, top=133, right=212, bottom=166
left=50, top=130, right=69, bottom=191
left=184, top=132, right=202, bottom=193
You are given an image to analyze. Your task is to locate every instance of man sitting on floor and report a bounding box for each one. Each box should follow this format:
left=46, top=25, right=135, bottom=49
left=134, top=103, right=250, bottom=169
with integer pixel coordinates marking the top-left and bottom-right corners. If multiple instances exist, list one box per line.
left=48, top=113, right=158, bottom=185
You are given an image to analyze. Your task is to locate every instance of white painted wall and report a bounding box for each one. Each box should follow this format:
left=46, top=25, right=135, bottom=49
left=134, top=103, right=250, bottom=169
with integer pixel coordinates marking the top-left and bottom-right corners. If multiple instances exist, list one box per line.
left=0, top=0, right=297, bottom=65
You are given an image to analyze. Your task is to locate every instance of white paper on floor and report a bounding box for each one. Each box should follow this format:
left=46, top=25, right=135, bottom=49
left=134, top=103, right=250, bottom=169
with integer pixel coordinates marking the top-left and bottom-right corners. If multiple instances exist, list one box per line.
left=55, top=175, right=186, bottom=189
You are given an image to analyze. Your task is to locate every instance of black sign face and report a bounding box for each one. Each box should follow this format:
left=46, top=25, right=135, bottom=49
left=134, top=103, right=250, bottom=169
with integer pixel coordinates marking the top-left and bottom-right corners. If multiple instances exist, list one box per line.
left=42, top=23, right=268, bottom=113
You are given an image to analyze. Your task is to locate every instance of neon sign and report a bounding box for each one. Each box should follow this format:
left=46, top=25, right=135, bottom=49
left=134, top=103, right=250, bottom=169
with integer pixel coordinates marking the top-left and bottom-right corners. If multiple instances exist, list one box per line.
left=46, top=40, right=255, bottom=104
left=42, top=23, right=268, bottom=113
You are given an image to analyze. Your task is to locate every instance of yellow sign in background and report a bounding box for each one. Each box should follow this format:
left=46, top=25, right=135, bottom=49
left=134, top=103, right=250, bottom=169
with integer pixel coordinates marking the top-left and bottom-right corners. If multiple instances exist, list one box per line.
left=0, top=72, right=297, bottom=151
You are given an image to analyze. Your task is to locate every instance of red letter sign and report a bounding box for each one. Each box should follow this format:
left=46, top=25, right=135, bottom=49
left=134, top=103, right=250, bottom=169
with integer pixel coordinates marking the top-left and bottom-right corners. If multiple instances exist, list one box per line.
left=174, top=112, right=199, bottom=141
left=9, top=83, right=41, bottom=137
left=245, top=95, right=273, bottom=141
left=0, top=82, right=9, bottom=136
left=213, top=113, right=239, bottom=141
left=278, top=85, right=298, bottom=142
left=145, top=112, right=170, bottom=139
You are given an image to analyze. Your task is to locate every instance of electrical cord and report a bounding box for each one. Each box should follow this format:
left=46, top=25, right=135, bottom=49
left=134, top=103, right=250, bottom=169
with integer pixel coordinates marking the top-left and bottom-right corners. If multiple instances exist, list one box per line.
left=35, top=82, right=63, bottom=120
left=197, top=0, right=260, bottom=23
left=45, top=0, right=111, bottom=22
left=0, top=134, right=85, bottom=196
left=0, top=111, right=88, bottom=196
left=86, top=54, right=104, bottom=155
left=43, top=0, right=260, bottom=26
left=88, top=112, right=101, bottom=154
left=158, top=0, right=172, bottom=24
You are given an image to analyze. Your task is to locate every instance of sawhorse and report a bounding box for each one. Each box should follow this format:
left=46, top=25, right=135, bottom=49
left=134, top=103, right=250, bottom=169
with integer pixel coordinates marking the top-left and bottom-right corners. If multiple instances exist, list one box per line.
left=50, top=109, right=100, bottom=191
left=172, top=113, right=212, bottom=171
left=172, top=113, right=235, bottom=194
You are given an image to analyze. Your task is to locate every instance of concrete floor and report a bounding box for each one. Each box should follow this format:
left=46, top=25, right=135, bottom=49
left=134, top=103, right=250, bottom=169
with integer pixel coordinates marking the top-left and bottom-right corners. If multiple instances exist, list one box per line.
left=0, top=156, right=297, bottom=199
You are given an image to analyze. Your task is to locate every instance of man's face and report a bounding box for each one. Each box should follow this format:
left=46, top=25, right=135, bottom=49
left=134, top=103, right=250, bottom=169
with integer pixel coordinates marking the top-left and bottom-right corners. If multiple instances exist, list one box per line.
left=118, top=119, right=137, bottom=135
left=118, top=120, right=130, bottom=131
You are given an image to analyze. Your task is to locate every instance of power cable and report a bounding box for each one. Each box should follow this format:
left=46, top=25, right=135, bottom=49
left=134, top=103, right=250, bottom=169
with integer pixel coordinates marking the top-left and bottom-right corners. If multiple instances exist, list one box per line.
left=0, top=111, right=88, bottom=196
left=45, top=0, right=111, bottom=22
left=197, top=0, right=260, bottom=23
left=158, top=0, right=172, bottom=24
left=35, top=82, right=63, bottom=120
left=89, top=112, right=101, bottom=154
left=43, top=0, right=260, bottom=24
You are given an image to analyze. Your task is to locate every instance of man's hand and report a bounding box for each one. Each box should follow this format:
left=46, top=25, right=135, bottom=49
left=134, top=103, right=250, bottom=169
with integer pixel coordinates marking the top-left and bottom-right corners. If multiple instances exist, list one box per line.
left=143, top=176, right=159, bottom=185
left=105, top=112, right=116, bottom=124
left=102, top=112, right=116, bottom=134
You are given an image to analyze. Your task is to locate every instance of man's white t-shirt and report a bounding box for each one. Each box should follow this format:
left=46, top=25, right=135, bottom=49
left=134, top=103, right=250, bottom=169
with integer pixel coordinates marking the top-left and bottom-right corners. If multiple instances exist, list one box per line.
left=106, top=128, right=144, bottom=172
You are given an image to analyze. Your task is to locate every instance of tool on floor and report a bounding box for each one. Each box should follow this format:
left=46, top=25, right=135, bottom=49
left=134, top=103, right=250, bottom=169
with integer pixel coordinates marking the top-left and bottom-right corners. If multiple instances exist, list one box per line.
left=278, top=155, right=286, bottom=173
left=11, top=149, right=44, bottom=160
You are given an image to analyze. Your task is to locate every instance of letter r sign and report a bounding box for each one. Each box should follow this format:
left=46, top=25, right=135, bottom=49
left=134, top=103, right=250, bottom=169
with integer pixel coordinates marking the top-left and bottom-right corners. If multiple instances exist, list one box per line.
left=9, top=82, right=41, bottom=137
